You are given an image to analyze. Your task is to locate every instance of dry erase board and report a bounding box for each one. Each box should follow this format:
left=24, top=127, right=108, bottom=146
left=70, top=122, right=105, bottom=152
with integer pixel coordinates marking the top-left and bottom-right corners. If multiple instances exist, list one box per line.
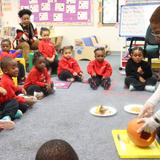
left=20, top=0, right=92, bottom=25
left=119, top=3, right=160, bottom=37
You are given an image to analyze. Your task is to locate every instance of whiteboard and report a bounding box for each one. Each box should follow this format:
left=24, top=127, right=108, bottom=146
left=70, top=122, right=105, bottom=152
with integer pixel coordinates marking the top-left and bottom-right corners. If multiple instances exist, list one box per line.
left=119, top=3, right=160, bottom=37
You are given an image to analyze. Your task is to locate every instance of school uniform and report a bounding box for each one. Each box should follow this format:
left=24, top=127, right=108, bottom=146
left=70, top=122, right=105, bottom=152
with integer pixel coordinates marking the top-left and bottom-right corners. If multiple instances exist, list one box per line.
left=87, top=59, right=112, bottom=89
left=58, top=56, right=82, bottom=82
left=1, top=74, right=29, bottom=113
left=24, top=66, right=53, bottom=96
left=125, top=58, right=157, bottom=90
left=0, top=51, right=25, bottom=84
left=38, top=39, right=58, bottom=74
left=13, top=23, right=38, bottom=48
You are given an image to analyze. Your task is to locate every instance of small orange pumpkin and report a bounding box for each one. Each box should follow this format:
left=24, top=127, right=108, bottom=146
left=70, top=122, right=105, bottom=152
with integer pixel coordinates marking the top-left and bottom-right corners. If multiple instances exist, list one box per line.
left=127, top=118, right=156, bottom=147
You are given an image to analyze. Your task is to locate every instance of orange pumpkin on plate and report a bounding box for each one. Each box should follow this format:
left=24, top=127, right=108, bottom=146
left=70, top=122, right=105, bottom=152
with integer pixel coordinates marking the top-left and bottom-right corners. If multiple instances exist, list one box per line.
left=127, top=118, right=156, bottom=147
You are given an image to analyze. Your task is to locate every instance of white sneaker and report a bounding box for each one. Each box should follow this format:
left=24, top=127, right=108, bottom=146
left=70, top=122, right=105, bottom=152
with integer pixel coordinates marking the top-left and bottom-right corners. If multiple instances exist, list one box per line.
left=34, top=92, right=44, bottom=100
left=0, top=120, right=15, bottom=130
left=129, top=85, right=135, bottom=91
left=145, top=85, right=156, bottom=92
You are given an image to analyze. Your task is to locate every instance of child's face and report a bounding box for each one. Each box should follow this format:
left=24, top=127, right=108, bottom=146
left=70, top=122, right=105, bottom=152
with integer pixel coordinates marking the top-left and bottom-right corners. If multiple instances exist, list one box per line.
left=63, top=49, right=72, bottom=59
left=35, top=57, right=46, bottom=71
left=95, top=50, right=105, bottom=62
left=21, top=14, right=30, bottom=26
left=5, top=60, right=18, bottom=77
left=131, top=50, right=143, bottom=63
left=41, top=30, right=50, bottom=40
left=1, top=41, right=11, bottom=52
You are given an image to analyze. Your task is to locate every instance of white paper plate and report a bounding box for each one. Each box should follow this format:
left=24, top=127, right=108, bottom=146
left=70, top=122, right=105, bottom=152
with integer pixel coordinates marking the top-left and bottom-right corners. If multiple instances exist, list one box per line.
left=124, top=104, right=143, bottom=114
left=90, top=106, right=117, bottom=117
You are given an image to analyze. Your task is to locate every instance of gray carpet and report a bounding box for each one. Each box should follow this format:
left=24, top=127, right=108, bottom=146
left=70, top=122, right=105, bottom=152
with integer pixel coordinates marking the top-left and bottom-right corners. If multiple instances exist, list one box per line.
left=0, top=54, right=159, bottom=160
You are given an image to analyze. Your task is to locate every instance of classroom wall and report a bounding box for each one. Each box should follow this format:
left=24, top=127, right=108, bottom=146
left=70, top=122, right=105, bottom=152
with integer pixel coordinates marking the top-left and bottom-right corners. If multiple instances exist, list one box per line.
left=1, top=1, right=125, bottom=52
left=52, top=1, right=125, bottom=52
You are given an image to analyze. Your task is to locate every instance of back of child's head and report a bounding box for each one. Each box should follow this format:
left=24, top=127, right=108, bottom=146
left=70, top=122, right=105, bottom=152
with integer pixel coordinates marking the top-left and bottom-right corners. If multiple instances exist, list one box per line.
left=1, top=57, right=13, bottom=72
left=32, top=51, right=44, bottom=65
left=40, top=27, right=50, bottom=36
left=130, top=47, right=144, bottom=56
left=35, top=139, right=79, bottom=160
left=150, top=6, right=160, bottom=24
left=61, top=45, right=73, bottom=54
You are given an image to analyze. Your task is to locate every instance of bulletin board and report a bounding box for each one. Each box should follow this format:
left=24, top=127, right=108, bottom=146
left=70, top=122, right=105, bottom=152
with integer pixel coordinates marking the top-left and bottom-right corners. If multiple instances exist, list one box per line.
left=119, top=3, right=160, bottom=37
left=20, top=0, right=92, bottom=25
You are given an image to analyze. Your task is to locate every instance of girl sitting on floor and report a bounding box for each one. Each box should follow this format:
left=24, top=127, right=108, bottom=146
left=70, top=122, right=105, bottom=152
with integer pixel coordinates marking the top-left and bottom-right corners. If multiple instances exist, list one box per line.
left=58, top=46, right=83, bottom=82
left=24, top=52, right=54, bottom=99
left=125, top=47, right=157, bottom=92
left=87, top=47, right=112, bottom=90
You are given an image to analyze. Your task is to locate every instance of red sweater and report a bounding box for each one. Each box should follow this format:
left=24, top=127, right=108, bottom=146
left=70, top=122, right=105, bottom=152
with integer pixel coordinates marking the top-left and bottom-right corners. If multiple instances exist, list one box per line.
left=0, top=51, right=17, bottom=61
left=38, top=39, right=56, bottom=58
left=87, top=59, right=112, bottom=77
left=58, top=57, right=82, bottom=76
left=0, top=74, right=26, bottom=104
left=24, top=67, right=52, bottom=89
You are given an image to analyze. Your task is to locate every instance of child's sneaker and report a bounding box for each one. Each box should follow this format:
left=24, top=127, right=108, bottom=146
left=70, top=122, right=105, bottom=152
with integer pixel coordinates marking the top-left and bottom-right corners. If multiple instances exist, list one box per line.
left=15, top=110, right=23, bottom=119
left=0, top=116, right=15, bottom=130
left=34, top=92, right=44, bottom=100
left=145, top=85, right=156, bottom=92
left=129, top=85, right=135, bottom=91
left=90, top=81, right=98, bottom=90
left=103, top=81, right=111, bottom=90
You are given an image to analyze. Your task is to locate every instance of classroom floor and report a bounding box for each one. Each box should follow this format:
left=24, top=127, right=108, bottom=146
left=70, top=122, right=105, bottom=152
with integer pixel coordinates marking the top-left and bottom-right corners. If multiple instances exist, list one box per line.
left=0, top=54, right=159, bottom=160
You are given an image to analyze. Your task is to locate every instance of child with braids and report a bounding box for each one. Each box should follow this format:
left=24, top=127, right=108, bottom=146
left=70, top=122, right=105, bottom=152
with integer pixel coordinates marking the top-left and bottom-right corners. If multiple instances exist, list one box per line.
left=24, top=52, right=54, bottom=99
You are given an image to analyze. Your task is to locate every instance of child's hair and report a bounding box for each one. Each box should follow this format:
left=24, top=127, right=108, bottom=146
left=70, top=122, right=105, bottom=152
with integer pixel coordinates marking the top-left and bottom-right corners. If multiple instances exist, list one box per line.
left=150, top=6, right=160, bottom=24
left=18, top=9, right=32, bottom=18
left=61, top=45, right=73, bottom=54
left=94, top=47, right=105, bottom=56
left=0, top=57, right=12, bottom=72
left=130, top=47, right=144, bottom=56
left=32, top=51, right=44, bottom=65
left=40, top=27, right=50, bottom=36
left=35, top=139, right=79, bottom=160
left=1, top=39, right=11, bottom=46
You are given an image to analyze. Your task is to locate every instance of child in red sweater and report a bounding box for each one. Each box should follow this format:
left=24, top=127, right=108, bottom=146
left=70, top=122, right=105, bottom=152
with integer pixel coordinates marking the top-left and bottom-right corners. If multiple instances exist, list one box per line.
left=87, top=47, right=112, bottom=90
left=38, top=27, right=58, bottom=75
left=0, top=57, right=35, bottom=130
left=24, top=52, right=53, bottom=99
left=0, top=39, right=25, bottom=85
left=58, top=46, right=83, bottom=82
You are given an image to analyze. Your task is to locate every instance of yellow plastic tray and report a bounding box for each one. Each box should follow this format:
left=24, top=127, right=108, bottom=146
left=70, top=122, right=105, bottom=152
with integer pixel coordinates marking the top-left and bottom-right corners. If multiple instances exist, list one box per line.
left=112, top=130, right=160, bottom=158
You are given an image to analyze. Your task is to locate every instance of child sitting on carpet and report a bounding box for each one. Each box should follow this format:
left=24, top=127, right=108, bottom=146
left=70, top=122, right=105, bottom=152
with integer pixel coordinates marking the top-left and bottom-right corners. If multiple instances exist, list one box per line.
left=38, top=27, right=58, bottom=75
left=0, top=57, right=35, bottom=130
left=24, top=52, right=54, bottom=99
left=0, top=39, right=25, bottom=85
left=35, top=139, right=79, bottom=160
left=87, top=47, right=112, bottom=90
left=58, top=45, right=83, bottom=82
left=125, top=47, right=157, bottom=92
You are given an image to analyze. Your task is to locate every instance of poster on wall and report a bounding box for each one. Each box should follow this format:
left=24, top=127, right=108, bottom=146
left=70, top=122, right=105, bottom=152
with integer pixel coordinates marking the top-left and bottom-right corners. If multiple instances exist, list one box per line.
left=102, top=0, right=118, bottom=24
left=20, top=0, right=92, bottom=25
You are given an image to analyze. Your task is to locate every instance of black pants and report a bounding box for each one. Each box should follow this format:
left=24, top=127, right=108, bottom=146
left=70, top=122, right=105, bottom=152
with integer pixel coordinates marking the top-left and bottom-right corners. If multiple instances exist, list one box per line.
left=88, top=75, right=111, bottom=90
left=125, top=76, right=157, bottom=91
left=0, top=99, right=18, bottom=120
left=45, top=59, right=59, bottom=74
left=17, top=62, right=25, bottom=84
left=58, top=70, right=82, bottom=82
left=26, top=84, right=53, bottom=96
left=19, top=103, right=29, bottom=113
